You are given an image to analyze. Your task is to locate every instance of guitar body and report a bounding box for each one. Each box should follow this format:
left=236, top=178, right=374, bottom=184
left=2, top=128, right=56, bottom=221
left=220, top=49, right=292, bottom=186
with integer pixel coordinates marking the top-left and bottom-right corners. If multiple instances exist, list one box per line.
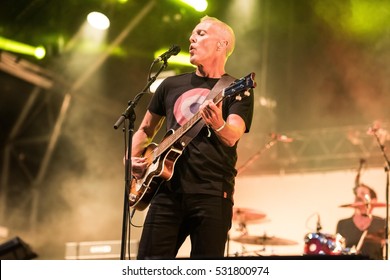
left=129, top=139, right=184, bottom=211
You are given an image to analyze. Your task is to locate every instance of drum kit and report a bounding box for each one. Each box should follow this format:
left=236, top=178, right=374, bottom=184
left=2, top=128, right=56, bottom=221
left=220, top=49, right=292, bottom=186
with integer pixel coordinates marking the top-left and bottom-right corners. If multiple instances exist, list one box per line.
left=304, top=201, right=388, bottom=256
left=230, top=202, right=388, bottom=257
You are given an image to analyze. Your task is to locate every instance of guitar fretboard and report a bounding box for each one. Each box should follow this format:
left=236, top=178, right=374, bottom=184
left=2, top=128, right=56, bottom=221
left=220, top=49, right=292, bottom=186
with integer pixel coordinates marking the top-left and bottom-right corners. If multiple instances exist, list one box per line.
left=154, top=91, right=224, bottom=159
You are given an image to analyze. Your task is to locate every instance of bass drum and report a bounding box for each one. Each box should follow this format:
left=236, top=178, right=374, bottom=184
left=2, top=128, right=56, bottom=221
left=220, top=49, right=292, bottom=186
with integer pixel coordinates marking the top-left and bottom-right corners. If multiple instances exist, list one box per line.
left=304, top=232, right=345, bottom=255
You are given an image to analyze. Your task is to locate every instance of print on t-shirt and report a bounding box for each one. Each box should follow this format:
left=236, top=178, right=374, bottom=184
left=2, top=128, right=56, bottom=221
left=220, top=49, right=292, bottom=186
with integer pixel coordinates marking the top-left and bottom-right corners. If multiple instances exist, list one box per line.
left=173, top=88, right=210, bottom=126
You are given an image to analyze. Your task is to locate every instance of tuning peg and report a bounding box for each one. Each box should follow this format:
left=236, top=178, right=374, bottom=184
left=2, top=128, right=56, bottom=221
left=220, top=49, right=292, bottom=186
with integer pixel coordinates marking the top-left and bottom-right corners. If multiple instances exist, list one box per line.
left=243, top=91, right=250, bottom=96
left=235, top=95, right=242, bottom=101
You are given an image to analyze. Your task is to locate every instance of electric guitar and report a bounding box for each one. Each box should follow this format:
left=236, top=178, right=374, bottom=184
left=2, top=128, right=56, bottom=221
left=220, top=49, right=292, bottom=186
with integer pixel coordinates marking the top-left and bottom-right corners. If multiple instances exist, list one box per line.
left=129, top=72, right=256, bottom=210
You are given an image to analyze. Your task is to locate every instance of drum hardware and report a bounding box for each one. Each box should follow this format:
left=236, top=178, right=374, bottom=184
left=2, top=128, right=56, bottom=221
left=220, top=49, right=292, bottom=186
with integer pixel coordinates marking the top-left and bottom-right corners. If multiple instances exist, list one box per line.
left=304, top=213, right=349, bottom=255
left=232, top=234, right=298, bottom=246
left=316, top=213, right=322, bottom=232
left=304, top=232, right=346, bottom=255
left=227, top=207, right=268, bottom=257
left=228, top=247, right=266, bottom=257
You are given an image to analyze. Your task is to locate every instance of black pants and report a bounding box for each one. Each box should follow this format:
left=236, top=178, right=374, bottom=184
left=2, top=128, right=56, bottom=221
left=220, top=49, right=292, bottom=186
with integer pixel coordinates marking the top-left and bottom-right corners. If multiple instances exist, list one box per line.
left=137, top=191, right=233, bottom=259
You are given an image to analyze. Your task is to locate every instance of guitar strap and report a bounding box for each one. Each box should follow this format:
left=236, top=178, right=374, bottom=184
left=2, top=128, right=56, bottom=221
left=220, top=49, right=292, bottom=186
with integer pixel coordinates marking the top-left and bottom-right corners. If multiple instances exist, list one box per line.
left=178, top=74, right=236, bottom=148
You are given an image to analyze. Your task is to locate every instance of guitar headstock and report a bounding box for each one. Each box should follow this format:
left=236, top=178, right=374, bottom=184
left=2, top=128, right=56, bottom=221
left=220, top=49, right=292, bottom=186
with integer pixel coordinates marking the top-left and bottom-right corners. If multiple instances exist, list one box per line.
left=223, top=72, right=256, bottom=100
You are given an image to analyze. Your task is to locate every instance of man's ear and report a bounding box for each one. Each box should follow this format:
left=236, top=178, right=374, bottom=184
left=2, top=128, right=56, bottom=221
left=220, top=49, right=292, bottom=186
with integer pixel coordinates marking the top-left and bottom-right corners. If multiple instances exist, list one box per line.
left=217, top=41, right=228, bottom=52
left=220, top=40, right=228, bottom=48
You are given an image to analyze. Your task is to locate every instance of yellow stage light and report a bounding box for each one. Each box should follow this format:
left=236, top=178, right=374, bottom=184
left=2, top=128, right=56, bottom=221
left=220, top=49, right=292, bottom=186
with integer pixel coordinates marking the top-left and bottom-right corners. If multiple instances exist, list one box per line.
left=0, top=37, right=46, bottom=60
left=87, top=12, right=110, bottom=30
left=179, top=0, right=208, bottom=12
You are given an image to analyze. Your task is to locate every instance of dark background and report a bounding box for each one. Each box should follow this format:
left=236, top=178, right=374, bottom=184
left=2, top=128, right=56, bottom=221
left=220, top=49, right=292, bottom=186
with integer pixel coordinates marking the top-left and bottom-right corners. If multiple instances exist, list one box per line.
left=1, top=0, right=390, bottom=259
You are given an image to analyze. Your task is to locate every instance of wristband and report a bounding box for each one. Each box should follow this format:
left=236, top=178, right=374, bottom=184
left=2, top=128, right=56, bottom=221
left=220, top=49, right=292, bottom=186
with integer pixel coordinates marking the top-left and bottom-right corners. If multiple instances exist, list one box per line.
left=214, top=121, right=226, bottom=132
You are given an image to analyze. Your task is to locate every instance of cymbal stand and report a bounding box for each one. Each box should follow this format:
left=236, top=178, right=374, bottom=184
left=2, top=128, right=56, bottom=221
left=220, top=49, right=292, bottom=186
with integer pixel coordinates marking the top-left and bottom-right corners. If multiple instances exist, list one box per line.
left=226, top=221, right=248, bottom=257
left=236, top=222, right=248, bottom=235
left=239, top=245, right=266, bottom=257
left=370, top=129, right=390, bottom=260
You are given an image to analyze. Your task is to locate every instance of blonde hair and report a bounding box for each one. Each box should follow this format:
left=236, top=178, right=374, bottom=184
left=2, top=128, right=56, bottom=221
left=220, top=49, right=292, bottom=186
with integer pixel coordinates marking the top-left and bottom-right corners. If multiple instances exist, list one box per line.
left=200, top=16, right=236, bottom=57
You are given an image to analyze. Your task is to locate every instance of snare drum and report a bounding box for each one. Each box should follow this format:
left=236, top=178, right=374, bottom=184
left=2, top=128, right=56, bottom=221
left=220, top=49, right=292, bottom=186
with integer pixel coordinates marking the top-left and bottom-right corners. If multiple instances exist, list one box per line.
left=304, top=232, right=345, bottom=255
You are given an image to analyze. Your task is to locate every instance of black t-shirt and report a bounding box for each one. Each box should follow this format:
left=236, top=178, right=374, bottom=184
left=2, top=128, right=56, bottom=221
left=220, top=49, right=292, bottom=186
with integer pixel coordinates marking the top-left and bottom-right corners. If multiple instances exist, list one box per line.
left=336, top=215, right=385, bottom=260
left=148, top=72, right=254, bottom=200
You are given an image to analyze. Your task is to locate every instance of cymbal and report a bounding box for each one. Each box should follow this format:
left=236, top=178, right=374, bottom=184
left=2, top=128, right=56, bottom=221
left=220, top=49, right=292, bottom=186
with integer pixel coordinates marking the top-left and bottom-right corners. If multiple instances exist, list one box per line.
left=339, top=202, right=389, bottom=208
left=231, top=234, right=298, bottom=246
left=232, top=208, right=266, bottom=223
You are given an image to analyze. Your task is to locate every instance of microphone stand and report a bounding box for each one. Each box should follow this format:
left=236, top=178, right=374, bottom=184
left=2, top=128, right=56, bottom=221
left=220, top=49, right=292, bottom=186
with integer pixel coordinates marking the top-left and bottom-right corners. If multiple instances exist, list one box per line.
left=113, top=59, right=168, bottom=260
left=370, top=130, right=390, bottom=260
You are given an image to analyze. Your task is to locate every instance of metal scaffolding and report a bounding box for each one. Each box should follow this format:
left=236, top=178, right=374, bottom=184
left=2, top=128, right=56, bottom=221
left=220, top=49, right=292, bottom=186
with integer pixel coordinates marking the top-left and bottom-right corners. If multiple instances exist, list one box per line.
left=238, top=124, right=390, bottom=176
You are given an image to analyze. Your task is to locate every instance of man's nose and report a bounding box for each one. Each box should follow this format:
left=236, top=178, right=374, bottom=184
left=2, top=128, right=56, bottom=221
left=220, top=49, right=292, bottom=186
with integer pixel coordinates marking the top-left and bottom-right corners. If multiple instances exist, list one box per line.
left=189, top=34, right=196, bottom=43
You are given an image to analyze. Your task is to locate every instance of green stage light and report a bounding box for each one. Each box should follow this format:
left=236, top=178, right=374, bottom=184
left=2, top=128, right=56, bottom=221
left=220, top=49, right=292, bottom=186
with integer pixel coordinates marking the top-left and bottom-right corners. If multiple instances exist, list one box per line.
left=179, top=0, right=208, bottom=12
left=315, top=0, right=390, bottom=40
left=0, top=37, right=46, bottom=59
left=345, top=0, right=390, bottom=37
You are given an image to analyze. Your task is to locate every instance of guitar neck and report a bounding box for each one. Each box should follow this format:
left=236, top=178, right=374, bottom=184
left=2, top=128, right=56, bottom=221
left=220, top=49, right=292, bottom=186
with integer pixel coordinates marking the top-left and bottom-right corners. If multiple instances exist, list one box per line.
left=154, top=92, right=224, bottom=158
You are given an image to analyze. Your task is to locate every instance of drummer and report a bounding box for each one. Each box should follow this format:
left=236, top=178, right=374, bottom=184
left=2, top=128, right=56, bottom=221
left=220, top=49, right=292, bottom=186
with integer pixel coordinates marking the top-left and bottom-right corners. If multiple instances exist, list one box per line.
left=336, top=183, right=386, bottom=260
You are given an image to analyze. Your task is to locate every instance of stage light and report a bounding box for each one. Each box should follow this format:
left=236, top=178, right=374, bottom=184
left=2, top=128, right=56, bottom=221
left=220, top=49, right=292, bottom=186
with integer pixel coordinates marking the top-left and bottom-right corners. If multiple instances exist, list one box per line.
left=87, top=12, right=110, bottom=30
left=0, top=36, right=46, bottom=60
left=34, top=46, right=46, bottom=59
left=179, top=0, right=208, bottom=12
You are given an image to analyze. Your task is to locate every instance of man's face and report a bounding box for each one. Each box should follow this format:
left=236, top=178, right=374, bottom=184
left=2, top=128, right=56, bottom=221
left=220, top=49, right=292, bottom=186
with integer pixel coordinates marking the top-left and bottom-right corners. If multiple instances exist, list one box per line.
left=189, top=21, right=221, bottom=66
left=354, top=186, right=377, bottom=214
left=355, top=186, right=372, bottom=202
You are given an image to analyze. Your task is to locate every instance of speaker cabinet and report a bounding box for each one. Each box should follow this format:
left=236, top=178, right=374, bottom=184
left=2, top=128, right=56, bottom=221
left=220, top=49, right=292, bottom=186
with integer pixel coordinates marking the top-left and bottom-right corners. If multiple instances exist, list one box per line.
left=0, top=236, right=38, bottom=260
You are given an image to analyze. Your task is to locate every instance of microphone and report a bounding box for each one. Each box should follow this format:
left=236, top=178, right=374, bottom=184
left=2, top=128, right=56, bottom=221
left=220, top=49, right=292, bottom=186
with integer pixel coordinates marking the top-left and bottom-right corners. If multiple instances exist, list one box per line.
left=270, top=133, right=294, bottom=143
left=316, top=213, right=322, bottom=232
left=364, top=194, right=372, bottom=217
left=154, top=44, right=181, bottom=63
left=355, top=158, right=366, bottom=188
left=364, top=194, right=371, bottom=207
